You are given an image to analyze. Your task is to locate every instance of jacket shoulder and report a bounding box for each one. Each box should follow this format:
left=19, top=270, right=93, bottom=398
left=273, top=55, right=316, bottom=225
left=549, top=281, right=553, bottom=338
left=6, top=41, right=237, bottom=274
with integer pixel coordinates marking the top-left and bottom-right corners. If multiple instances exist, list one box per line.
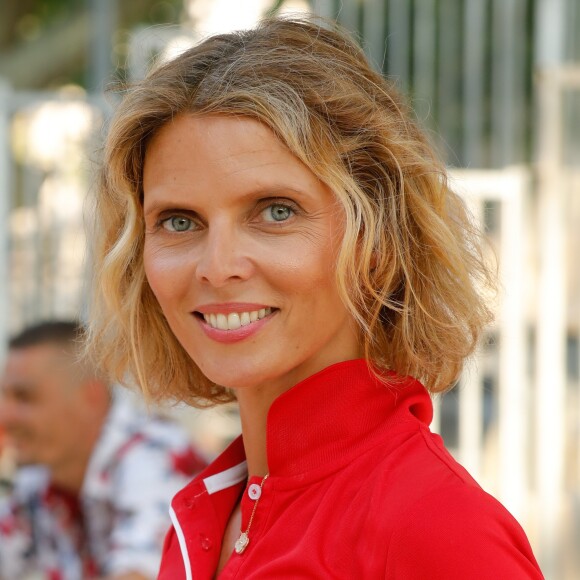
left=373, top=426, right=543, bottom=579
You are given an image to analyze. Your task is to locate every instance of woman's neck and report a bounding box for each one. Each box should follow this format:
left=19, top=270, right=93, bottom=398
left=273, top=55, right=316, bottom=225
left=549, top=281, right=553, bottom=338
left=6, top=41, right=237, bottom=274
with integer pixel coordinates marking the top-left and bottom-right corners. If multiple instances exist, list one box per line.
left=235, top=353, right=363, bottom=477
left=236, top=384, right=284, bottom=478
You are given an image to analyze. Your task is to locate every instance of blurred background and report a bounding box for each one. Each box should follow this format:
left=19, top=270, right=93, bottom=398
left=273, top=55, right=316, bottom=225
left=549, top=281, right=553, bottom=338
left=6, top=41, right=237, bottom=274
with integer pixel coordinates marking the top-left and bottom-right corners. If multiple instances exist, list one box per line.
left=0, top=0, right=578, bottom=577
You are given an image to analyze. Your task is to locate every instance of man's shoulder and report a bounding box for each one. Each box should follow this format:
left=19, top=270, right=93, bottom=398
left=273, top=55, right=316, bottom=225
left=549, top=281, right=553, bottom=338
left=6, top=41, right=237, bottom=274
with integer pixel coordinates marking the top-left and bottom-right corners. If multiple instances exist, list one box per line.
left=82, top=395, right=206, bottom=499
left=91, top=395, right=195, bottom=463
left=104, top=417, right=206, bottom=482
left=110, top=392, right=193, bottom=445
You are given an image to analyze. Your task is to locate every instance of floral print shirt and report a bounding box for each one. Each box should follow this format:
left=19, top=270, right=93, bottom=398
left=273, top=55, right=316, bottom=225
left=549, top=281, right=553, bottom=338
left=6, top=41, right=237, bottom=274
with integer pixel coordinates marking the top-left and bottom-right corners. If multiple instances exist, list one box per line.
left=0, top=393, right=206, bottom=580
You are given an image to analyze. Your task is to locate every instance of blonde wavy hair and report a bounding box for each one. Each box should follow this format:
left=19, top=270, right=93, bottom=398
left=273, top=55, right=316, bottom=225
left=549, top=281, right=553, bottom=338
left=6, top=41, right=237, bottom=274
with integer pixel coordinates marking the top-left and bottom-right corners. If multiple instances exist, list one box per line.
left=86, top=15, right=494, bottom=406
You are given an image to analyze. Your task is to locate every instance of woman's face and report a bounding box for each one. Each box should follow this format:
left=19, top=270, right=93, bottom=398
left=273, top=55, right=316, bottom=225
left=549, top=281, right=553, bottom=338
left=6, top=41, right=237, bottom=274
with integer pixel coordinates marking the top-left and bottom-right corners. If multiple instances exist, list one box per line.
left=143, top=114, right=361, bottom=394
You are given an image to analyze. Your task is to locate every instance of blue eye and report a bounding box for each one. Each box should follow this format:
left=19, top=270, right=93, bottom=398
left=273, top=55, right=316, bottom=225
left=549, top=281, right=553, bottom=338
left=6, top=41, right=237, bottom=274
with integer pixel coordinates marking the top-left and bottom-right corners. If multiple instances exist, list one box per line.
left=162, top=216, right=195, bottom=232
left=263, top=204, right=294, bottom=222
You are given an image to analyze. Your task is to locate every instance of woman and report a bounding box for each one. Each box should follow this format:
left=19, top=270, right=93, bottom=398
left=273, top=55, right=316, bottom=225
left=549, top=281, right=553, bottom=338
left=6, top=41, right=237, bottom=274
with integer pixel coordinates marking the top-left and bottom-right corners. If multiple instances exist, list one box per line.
left=87, top=16, right=543, bottom=579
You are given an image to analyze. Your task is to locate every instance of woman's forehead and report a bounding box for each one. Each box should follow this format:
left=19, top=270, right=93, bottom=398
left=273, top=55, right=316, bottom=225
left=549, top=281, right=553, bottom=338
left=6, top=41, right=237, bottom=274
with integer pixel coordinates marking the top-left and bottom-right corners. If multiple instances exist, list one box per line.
left=143, top=114, right=334, bottom=206
left=146, top=115, right=287, bottom=169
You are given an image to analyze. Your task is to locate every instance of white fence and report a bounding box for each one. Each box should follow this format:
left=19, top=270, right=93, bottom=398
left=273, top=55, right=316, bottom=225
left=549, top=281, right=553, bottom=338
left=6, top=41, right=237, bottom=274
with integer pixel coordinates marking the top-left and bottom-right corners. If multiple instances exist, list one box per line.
left=0, top=85, right=107, bottom=370
left=448, top=167, right=531, bottom=516
left=445, top=165, right=580, bottom=579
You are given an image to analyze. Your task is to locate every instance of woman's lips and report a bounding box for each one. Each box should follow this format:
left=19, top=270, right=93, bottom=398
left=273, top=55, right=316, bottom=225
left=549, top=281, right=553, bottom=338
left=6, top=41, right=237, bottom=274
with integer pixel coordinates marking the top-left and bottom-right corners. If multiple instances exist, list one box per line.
left=194, top=307, right=277, bottom=343
left=203, top=307, right=273, bottom=330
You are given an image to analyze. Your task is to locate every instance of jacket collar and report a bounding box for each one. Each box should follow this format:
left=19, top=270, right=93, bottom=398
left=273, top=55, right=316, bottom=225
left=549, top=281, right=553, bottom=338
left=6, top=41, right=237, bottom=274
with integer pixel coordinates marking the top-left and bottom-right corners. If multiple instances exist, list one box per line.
left=167, top=360, right=433, bottom=579
left=265, top=358, right=433, bottom=479
left=186, top=359, right=433, bottom=492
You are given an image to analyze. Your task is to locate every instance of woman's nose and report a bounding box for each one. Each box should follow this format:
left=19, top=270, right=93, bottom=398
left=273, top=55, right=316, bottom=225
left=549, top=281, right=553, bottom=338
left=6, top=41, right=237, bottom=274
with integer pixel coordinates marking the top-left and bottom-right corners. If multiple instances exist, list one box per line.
left=194, top=226, right=253, bottom=287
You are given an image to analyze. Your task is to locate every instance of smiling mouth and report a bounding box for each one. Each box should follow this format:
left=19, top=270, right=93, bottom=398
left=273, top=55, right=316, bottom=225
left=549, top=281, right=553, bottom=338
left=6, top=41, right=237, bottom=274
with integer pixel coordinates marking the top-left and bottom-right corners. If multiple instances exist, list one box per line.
left=196, top=307, right=275, bottom=331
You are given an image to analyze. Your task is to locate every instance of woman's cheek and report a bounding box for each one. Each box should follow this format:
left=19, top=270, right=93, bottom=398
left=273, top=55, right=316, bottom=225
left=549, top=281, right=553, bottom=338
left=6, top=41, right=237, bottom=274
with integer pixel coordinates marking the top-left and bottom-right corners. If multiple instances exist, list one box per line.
left=143, top=242, right=189, bottom=304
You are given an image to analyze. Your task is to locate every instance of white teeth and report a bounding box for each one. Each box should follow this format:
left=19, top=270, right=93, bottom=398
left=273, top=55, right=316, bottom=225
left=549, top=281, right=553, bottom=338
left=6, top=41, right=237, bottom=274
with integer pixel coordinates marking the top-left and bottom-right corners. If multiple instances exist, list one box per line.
left=202, top=308, right=274, bottom=330
left=227, top=313, right=241, bottom=330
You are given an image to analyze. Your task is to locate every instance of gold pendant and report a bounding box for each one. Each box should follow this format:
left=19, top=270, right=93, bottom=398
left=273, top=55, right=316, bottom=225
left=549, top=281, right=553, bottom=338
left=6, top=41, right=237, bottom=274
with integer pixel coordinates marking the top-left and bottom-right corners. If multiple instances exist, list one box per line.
left=234, top=532, right=249, bottom=554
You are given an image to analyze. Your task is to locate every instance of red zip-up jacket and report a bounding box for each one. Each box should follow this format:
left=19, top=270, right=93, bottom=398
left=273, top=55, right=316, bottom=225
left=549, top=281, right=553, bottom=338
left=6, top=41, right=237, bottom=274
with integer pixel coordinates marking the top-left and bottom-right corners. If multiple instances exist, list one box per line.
left=159, top=359, right=543, bottom=579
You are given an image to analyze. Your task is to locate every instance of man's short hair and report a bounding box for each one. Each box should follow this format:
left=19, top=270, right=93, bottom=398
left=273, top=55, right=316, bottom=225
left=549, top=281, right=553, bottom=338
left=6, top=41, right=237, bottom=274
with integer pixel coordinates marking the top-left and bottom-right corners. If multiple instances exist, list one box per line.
left=9, top=321, right=84, bottom=350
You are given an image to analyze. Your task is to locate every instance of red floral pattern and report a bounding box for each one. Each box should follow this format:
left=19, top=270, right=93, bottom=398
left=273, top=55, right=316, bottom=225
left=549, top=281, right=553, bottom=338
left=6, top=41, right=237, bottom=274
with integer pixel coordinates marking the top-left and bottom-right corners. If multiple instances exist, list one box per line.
left=0, top=396, right=206, bottom=579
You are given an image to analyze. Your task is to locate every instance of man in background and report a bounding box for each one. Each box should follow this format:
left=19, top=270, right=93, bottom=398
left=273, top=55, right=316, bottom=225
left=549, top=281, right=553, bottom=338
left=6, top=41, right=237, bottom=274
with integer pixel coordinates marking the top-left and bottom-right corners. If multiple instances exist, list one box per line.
left=0, top=321, right=206, bottom=580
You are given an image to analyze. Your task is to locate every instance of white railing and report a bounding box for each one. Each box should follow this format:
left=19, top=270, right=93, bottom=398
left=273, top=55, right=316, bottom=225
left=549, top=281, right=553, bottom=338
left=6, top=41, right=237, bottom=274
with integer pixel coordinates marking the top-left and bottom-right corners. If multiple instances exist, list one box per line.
left=447, top=165, right=577, bottom=578
left=449, top=167, right=532, bottom=516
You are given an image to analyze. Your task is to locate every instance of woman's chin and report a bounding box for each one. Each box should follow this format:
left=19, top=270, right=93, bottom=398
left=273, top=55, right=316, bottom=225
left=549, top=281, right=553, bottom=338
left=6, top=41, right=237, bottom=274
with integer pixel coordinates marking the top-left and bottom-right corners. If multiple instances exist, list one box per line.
left=197, top=366, right=265, bottom=391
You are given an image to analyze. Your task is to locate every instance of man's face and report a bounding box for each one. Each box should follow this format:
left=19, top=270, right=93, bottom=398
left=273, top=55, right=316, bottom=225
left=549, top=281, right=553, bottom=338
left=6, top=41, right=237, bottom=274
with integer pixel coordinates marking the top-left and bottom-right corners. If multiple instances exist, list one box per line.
left=0, top=343, right=83, bottom=469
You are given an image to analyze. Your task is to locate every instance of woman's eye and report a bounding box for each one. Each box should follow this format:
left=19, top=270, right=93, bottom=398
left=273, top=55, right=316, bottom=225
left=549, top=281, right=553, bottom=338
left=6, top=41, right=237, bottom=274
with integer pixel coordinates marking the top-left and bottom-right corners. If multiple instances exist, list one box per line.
left=161, top=216, right=195, bottom=232
left=262, top=203, right=294, bottom=223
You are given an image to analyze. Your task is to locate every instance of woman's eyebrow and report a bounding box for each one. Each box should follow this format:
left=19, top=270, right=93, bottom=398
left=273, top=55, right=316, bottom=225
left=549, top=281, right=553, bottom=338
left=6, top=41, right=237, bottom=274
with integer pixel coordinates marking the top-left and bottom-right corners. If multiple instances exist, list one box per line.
left=240, top=185, right=313, bottom=200
left=142, top=200, right=192, bottom=217
left=143, top=185, right=316, bottom=216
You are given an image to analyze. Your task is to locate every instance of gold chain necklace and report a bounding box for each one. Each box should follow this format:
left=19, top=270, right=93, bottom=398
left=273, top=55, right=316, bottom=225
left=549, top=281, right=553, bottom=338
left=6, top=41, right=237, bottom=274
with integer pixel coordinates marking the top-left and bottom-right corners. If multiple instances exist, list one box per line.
left=234, top=473, right=269, bottom=554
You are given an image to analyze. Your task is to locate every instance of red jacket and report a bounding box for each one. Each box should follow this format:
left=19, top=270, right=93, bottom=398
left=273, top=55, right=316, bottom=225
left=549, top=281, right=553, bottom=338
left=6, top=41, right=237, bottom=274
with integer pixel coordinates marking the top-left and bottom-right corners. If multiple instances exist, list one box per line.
left=159, top=360, right=543, bottom=579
